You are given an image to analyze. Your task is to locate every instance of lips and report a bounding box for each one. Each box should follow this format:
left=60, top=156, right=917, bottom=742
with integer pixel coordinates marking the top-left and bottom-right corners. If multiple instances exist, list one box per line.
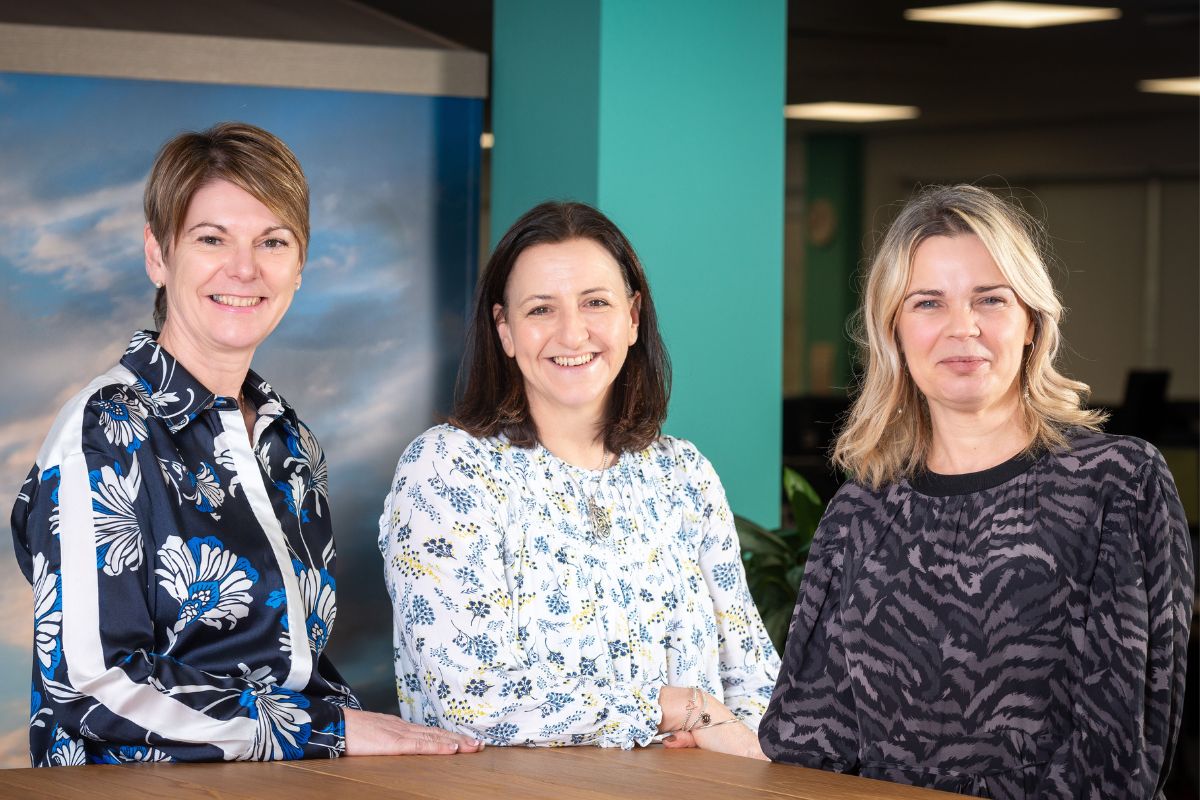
left=939, top=356, right=988, bottom=373
left=210, top=294, right=263, bottom=308
left=551, top=353, right=596, bottom=367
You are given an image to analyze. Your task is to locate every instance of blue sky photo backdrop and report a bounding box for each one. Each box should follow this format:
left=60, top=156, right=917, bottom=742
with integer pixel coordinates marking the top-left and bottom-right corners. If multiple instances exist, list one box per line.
left=0, top=71, right=481, bottom=766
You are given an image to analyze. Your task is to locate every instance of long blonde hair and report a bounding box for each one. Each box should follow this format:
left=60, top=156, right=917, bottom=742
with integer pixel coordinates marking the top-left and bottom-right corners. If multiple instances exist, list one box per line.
left=833, top=185, right=1106, bottom=489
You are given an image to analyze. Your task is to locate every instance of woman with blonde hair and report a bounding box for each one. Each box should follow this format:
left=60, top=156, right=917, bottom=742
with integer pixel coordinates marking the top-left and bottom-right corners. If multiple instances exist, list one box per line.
left=758, top=184, right=1193, bottom=798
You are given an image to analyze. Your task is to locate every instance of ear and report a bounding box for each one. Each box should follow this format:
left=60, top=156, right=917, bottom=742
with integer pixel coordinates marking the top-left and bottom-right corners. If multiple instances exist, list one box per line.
left=1025, top=312, right=1036, bottom=346
left=627, top=291, right=641, bottom=346
left=493, top=303, right=515, bottom=357
left=144, top=224, right=167, bottom=286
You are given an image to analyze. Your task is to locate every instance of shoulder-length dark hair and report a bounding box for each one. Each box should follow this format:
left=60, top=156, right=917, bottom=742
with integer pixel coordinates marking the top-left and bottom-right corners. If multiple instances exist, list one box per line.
left=450, top=201, right=671, bottom=453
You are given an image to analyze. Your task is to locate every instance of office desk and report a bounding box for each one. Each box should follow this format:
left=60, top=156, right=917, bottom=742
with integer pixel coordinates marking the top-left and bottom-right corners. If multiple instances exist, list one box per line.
left=0, top=746, right=964, bottom=799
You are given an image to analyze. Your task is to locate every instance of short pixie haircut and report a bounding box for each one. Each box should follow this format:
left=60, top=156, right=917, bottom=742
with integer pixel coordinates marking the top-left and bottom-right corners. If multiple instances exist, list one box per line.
left=450, top=201, right=671, bottom=454
left=834, top=184, right=1105, bottom=489
left=144, top=122, right=309, bottom=329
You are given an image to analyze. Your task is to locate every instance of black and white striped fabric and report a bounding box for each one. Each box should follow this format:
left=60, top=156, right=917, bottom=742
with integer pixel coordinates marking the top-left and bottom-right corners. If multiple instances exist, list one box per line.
left=759, top=430, right=1193, bottom=799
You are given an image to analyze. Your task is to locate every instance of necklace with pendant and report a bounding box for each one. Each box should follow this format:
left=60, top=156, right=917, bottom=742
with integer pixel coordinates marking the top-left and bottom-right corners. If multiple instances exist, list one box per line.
left=583, top=450, right=612, bottom=538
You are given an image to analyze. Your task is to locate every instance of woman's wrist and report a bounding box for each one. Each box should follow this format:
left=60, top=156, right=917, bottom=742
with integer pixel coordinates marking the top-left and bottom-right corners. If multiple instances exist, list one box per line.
left=658, top=686, right=738, bottom=733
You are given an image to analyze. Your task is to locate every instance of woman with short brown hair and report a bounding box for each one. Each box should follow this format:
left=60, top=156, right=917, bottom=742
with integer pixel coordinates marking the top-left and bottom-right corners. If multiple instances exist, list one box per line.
left=12, top=121, right=481, bottom=764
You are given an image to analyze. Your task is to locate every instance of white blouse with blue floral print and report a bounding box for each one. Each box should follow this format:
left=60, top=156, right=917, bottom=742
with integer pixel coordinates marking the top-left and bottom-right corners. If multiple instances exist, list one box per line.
left=379, top=424, right=780, bottom=749
left=11, top=331, right=357, bottom=766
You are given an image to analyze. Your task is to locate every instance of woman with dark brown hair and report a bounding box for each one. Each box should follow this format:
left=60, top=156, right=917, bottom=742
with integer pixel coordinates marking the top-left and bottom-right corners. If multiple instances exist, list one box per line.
left=379, top=201, right=779, bottom=756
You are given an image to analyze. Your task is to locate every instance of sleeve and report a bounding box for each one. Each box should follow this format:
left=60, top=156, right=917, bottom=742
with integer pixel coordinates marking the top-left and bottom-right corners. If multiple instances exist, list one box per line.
left=15, top=390, right=344, bottom=765
left=1037, top=449, right=1194, bottom=799
left=380, top=429, right=661, bottom=749
left=757, top=488, right=861, bottom=771
left=686, top=447, right=781, bottom=726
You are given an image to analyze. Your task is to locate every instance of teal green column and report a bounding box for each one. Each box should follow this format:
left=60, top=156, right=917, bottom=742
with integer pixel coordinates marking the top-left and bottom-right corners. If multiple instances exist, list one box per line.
left=493, top=0, right=785, bottom=527
left=802, top=134, right=862, bottom=394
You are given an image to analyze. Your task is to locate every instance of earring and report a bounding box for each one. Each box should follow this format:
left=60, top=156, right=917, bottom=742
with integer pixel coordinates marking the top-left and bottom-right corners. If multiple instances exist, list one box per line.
left=295, top=277, right=302, bottom=290
left=154, top=281, right=163, bottom=289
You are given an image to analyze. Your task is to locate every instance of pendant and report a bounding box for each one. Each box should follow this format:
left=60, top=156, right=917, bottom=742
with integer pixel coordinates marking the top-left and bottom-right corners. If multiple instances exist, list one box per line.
left=587, top=497, right=610, bottom=538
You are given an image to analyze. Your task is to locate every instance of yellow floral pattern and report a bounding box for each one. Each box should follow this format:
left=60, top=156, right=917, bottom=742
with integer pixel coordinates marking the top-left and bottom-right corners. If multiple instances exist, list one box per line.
left=378, top=425, right=780, bottom=748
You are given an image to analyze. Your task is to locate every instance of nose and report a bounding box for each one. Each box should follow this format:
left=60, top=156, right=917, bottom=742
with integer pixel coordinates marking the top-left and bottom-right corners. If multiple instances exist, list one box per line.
left=947, top=303, right=980, bottom=339
left=225, top=241, right=258, bottom=281
left=557, top=306, right=589, bottom=349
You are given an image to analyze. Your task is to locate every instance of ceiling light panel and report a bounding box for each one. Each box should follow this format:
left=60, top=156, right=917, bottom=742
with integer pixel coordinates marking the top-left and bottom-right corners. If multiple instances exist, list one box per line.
left=1137, top=77, right=1200, bottom=96
left=785, top=102, right=920, bottom=123
left=905, top=2, right=1120, bottom=28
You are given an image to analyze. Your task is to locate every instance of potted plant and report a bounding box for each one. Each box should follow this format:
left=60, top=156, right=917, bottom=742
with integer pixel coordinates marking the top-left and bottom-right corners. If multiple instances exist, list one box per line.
left=735, top=468, right=825, bottom=652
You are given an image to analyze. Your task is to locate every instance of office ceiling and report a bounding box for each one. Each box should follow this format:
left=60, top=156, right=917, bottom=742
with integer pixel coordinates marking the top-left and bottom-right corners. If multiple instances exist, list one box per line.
left=359, top=0, right=1199, bottom=133
left=2, top=0, right=1193, bottom=133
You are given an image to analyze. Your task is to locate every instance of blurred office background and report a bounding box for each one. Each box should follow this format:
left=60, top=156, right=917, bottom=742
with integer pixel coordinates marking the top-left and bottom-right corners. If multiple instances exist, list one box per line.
left=0, top=2, right=1195, bottom=793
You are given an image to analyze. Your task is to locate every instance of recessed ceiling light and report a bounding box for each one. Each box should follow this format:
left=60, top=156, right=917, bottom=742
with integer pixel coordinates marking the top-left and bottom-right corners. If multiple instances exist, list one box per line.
left=1138, top=77, right=1200, bottom=96
left=785, top=102, right=920, bottom=123
left=480, top=132, right=495, bottom=149
left=905, top=2, right=1120, bottom=28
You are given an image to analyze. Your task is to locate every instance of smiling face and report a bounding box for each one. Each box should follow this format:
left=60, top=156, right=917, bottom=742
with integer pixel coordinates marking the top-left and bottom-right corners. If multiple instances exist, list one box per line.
left=146, top=178, right=302, bottom=368
left=494, top=238, right=640, bottom=428
left=896, top=233, right=1034, bottom=422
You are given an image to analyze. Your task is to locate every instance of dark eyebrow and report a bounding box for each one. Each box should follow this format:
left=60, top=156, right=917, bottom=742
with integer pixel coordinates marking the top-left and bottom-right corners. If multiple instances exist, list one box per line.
left=974, top=284, right=1014, bottom=293
left=903, top=289, right=943, bottom=301
left=517, top=287, right=615, bottom=305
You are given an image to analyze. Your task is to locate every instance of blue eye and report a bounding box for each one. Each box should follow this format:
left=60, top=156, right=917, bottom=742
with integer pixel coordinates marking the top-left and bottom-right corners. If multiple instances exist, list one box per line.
left=914, top=299, right=939, bottom=309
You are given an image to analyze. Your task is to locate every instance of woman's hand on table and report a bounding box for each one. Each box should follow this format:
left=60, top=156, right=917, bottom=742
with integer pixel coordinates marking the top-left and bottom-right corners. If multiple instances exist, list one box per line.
left=343, top=708, right=484, bottom=756
left=658, top=686, right=767, bottom=760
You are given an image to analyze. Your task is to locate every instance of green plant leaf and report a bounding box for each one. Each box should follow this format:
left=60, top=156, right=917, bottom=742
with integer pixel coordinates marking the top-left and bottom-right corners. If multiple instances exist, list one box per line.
left=783, top=467, right=824, bottom=547
left=736, top=472, right=826, bottom=653
left=734, top=514, right=791, bottom=559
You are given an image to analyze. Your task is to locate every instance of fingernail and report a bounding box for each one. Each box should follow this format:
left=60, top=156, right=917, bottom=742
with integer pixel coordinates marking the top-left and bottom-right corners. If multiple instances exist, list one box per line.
left=664, top=735, right=676, bottom=743
left=452, top=742, right=459, bottom=751
left=471, top=739, right=482, bottom=747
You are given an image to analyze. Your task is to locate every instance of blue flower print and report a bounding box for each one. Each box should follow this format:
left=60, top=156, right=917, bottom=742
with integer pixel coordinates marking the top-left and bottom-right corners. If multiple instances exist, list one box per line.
left=486, top=722, right=519, bottom=744
left=712, top=562, right=738, bottom=591
left=155, top=535, right=259, bottom=635
left=423, top=537, right=454, bottom=558
left=293, top=562, right=337, bottom=654
left=90, top=458, right=144, bottom=576
left=238, top=682, right=312, bottom=761
left=93, top=745, right=173, bottom=764
left=466, top=600, right=491, bottom=622
left=31, top=554, right=63, bottom=680
left=91, top=388, right=148, bottom=453
left=30, top=686, right=52, bottom=731
left=48, top=725, right=87, bottom=766
left=282, top=421, right=329, bottom=519
left=410, top=596, right=435, bottom=626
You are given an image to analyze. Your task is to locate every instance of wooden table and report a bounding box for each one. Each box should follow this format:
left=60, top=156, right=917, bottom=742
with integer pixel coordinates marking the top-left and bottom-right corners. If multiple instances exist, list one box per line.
left=0, top=747, right=963, bottom=799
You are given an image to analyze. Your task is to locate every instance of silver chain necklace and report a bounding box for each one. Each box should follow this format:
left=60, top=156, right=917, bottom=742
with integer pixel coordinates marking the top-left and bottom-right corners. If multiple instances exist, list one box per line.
left=582, top=450, right=612, bottom=538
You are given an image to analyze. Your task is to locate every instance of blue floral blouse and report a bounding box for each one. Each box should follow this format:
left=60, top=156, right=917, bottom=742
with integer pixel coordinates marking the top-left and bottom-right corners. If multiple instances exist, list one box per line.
left=378, top=424, right=780, bottom=749
left=10, top=331, right=357, bottom=766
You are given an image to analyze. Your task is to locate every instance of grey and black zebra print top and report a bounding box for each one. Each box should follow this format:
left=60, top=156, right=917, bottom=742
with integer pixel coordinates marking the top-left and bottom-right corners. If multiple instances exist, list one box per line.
left=759, top=430, right=1194, bottom=799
